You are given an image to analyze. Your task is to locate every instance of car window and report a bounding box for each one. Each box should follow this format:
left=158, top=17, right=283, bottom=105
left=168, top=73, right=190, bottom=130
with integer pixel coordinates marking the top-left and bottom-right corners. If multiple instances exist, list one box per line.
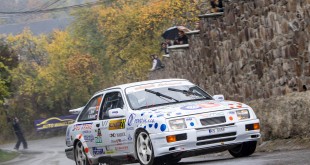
left=78, top=95, right=102, bottom=121
left=126, top=84, right=212, bottom=110
left=100, top=92, right=124, bottom=120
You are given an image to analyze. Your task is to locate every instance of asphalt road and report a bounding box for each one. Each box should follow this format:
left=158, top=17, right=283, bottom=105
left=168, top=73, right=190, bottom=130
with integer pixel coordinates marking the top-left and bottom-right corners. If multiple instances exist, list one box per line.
left=0, top=136, right=309, bottom=165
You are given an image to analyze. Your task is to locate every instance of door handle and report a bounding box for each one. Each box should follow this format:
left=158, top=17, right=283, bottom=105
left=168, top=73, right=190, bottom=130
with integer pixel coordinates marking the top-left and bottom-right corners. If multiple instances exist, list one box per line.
left=96, top=123, right=100, bottom=127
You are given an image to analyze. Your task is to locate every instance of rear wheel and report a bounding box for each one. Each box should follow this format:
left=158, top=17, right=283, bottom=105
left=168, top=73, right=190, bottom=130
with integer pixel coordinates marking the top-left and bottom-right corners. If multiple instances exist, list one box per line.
left=229, top=141, right=257, bottom=158
left=135, top=130, right=156, bottom=165
left=74, top=141, right=90, bottom=165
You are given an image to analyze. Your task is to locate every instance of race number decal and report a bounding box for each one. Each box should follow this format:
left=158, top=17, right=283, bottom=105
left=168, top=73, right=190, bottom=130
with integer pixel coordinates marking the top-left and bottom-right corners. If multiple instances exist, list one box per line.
left=109, top=119, right=126, bottom=130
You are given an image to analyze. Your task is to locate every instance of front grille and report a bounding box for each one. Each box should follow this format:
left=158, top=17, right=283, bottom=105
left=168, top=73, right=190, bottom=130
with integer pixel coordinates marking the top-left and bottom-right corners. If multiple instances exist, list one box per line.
left=197, top=132, right=237, bottom=141
left=200, top=116, right=226, bottom=126
left=196, top=137, right=236, bottom=146
left=176, top=133, right=187, bottom=141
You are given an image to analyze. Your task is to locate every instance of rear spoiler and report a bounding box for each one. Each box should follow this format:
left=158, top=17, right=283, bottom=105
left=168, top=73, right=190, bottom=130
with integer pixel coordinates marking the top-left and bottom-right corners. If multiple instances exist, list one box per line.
left=69, top=106, right=84, bottom=114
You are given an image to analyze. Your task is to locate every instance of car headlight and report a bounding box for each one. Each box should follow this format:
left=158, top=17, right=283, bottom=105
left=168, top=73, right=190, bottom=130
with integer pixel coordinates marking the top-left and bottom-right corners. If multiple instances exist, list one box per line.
left=236, top=109, right=250, bottom=120
left=169, top=118, right=187, bottom=130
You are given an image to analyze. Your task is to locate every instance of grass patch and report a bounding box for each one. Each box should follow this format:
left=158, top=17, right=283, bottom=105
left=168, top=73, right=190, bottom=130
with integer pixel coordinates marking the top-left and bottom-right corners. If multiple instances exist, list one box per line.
left=0, top=149, right=19, bottom=163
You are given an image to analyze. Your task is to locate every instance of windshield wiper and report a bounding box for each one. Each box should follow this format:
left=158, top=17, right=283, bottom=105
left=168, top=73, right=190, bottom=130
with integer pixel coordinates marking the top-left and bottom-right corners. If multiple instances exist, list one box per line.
left=145, top=89, right=179, bottom=102
left=168, top=87, right=204, bottom=97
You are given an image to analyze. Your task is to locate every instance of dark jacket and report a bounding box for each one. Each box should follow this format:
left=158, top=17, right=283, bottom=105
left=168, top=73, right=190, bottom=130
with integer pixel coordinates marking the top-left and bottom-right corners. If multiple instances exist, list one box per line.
left=177, top=35, right=188, bottom=45
left=12, top=119, right=22, bottom=133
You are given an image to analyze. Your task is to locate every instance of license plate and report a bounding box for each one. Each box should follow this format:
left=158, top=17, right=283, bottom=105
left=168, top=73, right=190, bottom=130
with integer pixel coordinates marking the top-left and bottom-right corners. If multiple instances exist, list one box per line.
left=208, top=127, right=225, bottom=134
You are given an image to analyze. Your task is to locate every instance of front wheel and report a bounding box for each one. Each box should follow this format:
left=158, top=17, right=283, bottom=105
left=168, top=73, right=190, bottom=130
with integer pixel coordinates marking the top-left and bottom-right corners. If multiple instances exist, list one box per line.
left=229, top=141, right=257, bottom=158
left=74, top=141, right=90, bottom=165
left=135, top=130, right=157, bottom=165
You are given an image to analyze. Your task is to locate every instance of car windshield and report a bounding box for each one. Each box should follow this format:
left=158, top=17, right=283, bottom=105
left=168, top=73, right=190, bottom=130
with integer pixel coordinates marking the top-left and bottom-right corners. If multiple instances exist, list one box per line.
left=125, top=81, right=212, bottom=110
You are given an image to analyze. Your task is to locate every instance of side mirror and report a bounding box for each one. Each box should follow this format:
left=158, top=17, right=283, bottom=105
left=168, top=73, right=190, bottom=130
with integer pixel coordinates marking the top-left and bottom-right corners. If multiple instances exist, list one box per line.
left=108, top=108, right=125, bottom=118
left=213, top=95, right=225, bottom=101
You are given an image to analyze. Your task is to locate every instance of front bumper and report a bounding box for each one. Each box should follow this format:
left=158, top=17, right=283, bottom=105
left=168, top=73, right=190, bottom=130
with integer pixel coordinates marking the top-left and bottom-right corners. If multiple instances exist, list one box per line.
left=150, top=119, right=260, bottom=157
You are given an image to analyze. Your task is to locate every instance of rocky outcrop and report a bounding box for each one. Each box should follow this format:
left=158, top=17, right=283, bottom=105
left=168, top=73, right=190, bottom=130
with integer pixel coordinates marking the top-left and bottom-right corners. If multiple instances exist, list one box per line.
left=248, top=91, right=310, bottom=140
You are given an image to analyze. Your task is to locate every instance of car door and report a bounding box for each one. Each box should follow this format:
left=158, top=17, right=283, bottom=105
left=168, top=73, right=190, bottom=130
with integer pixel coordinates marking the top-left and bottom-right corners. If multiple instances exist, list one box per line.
left=73, top=94, right=103, bottom=152
left=99, top=90, right=129, bottom=154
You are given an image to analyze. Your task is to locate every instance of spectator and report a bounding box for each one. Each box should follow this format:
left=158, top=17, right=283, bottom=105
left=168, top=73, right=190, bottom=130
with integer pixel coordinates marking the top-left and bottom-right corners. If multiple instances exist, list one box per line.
left=149, top=54, right=164, bottom=71
left=161, top=42, right=169, bottom=54
left=165, top=39, right=173, bottom=46
left=8, top=116, right=28, bottom=150
left=211, top=0, right=224, bottom=13
left=195, top=21, right=201, bottom=30
left=174, top=30, right=188, bottom=45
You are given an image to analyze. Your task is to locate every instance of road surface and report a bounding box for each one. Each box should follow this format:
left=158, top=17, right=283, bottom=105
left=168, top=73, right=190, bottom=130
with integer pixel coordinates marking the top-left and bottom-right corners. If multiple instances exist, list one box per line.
left=0, top=136, right=309, bottom=165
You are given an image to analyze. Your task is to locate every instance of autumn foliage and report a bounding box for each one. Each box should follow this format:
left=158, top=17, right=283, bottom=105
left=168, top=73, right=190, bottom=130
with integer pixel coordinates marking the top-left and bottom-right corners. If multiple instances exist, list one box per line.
left=0, top=0, right=205, bottom=141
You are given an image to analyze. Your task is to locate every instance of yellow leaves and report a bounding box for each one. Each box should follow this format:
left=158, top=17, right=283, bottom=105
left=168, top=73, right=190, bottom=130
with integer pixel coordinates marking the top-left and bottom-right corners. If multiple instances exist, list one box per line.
left=66, top=54, right=99, bottom=83
left=93, top=0, right=201, bottom=83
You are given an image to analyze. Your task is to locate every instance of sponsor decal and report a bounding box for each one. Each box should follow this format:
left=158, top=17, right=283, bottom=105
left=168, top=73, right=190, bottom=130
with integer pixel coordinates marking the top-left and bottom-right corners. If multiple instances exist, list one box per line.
left=157, top=114, right=164, bottom=117
left=134, top=118, right=155, bottom=124
left=109, top=119, right=126, bottom=130
left=111, top=139, right=127, bottom=144
left=181, top=103, right=221, bottom=110
left=181, top=105, right=202, bottom=110
left=128, top=134, right=133, bottom=141
left=93, top=147, right=104, bottom=156
left=198, top=103, right=221, bottom=108
left=110, top=132, right=126, bottom=138
left=105, top=150, right=115, bottom=154
left=229, top=116, right=234, bottom=121
left=134, top=84, right=156, bottom=91
left=127, top=114, right=136, bottom=126
left=72, top=123, right=93, bottom=131
left=154, top=123, right=158, bottom=129
left=88, top=114, right=97, bottom=119
left=115, top=146, right=128, bottom=151
left=160, top=124, right=167, bottom=132
left=102, top=120, right=109, bottom=127
left=185, top=117, right=193, bottom=121
left=199, top=112, right=225, bottom=118
left=34, top=114, right=78, bottom=131
left=127, top=127, right=134, bottom=130
left=82, top=130, right=92, bottom=134
left=84, top=135, right=95, bottom=142
left=95, top=137, right=102, bottom=144
left=157, top=82, right=182, bottom=87
left=228, top=111, right=235, bottom=115
left=97, top=128, right=102, bottom=137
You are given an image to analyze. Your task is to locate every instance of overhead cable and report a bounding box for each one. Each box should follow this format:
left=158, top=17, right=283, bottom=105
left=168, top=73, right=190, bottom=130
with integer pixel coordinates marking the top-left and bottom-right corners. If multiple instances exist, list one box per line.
left=0, top=1, right=103, bottom=15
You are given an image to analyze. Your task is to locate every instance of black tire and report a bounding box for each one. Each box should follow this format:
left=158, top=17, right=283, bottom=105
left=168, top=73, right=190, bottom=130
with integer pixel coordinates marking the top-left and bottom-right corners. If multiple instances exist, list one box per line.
left=229, top=141, right=257, bottom=158
left=74, top=141, right=90, bottom=165
left=135, top=130, right=157, bottom=165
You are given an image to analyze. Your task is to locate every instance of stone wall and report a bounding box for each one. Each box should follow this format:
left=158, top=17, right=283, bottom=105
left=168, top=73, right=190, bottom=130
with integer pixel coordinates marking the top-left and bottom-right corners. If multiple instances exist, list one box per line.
left=150, top=0, right=310, bottom=102
left=248, top=91, right=310, bottom=141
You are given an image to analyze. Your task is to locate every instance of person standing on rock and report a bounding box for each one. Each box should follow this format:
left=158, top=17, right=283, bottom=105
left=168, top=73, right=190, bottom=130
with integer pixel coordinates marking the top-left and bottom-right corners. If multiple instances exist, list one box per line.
left=149, top=54, right=164, bottom=71
left=7, top=116, right=28, bottom=150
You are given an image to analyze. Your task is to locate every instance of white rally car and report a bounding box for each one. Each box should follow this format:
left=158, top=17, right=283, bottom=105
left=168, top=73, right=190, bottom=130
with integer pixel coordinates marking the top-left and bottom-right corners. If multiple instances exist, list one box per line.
left=65, top=79, right=260, bottom=165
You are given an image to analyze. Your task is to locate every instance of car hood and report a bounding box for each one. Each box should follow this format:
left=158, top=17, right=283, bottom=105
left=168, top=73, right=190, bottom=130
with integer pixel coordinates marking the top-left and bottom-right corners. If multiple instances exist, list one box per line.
left=143, top=100, right=250, bottom=119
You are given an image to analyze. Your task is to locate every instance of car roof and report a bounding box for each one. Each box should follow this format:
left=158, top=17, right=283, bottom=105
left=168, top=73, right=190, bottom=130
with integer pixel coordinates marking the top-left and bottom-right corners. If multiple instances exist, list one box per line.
left=95, top=78, right=189, bottom=95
